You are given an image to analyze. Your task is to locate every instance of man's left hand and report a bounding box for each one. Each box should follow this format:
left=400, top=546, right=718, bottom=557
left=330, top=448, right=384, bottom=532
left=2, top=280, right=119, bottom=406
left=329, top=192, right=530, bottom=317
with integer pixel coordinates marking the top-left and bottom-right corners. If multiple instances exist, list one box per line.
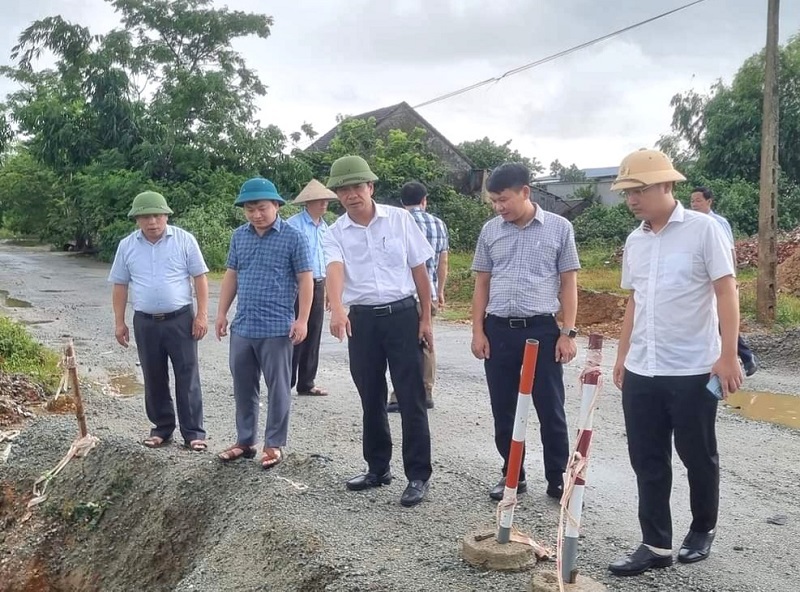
left=192, top=313, right=208, bottom=340
left=290, top=320, right=308, bottom=345
left=711, top=354, right=744, bottom=399
left=555, top=335, right=577, bottom=364
left=419, top=320, right=434, bottom=352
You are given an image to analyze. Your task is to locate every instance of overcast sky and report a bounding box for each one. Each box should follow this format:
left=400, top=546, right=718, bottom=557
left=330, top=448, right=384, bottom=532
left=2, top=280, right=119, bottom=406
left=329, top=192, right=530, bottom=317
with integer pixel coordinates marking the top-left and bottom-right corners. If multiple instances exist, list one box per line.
left=1, top=0, right=798, bottom=170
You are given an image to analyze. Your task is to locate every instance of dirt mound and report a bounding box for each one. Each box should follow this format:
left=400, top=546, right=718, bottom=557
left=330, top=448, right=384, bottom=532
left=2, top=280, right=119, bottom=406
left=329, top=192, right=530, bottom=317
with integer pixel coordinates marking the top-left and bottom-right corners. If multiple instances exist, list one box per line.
left=572, top=289, right=627, bottom=339
left=778, top=248, right=800, bottom=295
left=0, top=422, right=344, bottom=592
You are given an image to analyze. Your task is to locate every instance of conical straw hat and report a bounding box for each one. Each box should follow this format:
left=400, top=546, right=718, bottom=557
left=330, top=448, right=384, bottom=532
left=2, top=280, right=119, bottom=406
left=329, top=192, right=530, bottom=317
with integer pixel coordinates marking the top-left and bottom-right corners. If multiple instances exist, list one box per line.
left=293, top=179, right=337, bottom=204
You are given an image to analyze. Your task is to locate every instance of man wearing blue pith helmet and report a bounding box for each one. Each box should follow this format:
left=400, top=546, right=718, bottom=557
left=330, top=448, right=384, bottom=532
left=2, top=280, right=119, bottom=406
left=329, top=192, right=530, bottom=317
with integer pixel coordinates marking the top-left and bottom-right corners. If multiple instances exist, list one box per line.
left=215, top=178, right=313, bottom=470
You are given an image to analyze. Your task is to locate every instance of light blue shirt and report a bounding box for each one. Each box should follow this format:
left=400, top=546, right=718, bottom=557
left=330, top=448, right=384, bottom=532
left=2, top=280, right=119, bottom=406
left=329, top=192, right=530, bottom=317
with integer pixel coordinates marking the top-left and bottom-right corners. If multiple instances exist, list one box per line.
left=287, top=209, right=327, bottom=279
left=108, top=225, right=209, bottom=314
left=710, top=211, right=735, bottom=247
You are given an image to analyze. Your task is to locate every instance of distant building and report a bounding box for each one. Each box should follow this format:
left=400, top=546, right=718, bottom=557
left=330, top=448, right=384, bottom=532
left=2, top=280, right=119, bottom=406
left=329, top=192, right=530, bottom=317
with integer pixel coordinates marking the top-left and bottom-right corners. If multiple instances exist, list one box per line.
left=534, top=166, right=621, bottom=206
left=307, top=101, right=484, bottom=194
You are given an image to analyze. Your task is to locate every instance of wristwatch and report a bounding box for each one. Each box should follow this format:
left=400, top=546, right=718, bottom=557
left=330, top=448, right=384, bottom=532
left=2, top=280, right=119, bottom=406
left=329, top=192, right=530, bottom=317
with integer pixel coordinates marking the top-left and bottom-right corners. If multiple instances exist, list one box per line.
left=560, top=327, right=578, bottom=338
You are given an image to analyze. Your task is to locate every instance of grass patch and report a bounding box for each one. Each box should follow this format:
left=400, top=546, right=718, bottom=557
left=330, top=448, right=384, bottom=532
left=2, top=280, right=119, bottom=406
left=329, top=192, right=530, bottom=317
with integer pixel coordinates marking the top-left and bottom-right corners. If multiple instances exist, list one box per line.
left=738, top=268, right=800, bottom=329
left=0, top=316, right=61, bottom=391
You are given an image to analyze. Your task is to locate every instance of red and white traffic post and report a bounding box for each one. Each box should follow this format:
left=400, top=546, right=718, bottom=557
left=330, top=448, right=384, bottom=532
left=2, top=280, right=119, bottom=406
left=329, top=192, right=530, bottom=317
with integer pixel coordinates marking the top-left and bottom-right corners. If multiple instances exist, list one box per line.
left=496, top=338, right=539, bottom=544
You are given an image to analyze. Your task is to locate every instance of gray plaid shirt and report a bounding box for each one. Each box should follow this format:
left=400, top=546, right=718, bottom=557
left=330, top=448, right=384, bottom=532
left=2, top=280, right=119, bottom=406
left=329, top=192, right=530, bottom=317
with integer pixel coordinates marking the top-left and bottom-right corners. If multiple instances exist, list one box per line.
left=472, top=206, right=580, bottom=317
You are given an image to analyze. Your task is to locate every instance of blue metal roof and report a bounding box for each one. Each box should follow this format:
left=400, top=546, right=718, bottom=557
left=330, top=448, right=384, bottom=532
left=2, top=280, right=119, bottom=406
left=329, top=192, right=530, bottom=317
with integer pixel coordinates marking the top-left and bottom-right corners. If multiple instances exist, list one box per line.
left=581, top=166, right=619, bottom=179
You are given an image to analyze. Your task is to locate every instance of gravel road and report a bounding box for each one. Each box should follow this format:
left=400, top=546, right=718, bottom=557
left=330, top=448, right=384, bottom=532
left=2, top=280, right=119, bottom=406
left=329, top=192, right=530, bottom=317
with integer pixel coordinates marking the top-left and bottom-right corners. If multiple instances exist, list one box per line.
left=1, top=242, right=798, bottom=592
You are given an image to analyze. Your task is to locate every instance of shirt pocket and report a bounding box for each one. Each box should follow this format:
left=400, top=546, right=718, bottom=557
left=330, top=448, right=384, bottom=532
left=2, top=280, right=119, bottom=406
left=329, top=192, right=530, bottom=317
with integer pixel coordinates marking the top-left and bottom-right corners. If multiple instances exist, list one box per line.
left=378, top=238, right=407, bottom=268
left=659, top=252, right=693, bottom=288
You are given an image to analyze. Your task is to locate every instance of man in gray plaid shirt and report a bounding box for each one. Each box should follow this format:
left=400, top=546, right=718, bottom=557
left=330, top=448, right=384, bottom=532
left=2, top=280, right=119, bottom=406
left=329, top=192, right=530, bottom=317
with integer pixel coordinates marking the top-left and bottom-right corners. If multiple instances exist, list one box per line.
left=471, top=163, right=581, bottom=501
left=387, top=181, right=449, bottom=412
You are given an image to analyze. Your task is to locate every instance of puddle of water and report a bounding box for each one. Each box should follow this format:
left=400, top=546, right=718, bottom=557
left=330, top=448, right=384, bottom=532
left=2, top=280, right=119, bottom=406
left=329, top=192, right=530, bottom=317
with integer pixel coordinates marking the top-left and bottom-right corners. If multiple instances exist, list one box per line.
left=0, top=289, right=32, bottom=308
left=726, top=390, right=800, bottom=430
left=107, top=374, right=143, bottom=397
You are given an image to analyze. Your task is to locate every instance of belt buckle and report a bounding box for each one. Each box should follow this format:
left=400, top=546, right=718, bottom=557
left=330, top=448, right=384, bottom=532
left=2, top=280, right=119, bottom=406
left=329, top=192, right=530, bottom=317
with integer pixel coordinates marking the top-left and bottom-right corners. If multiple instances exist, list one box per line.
left=509, top=318, right=527, bottom=329
left=374, top=304, right=392, bottom=317
left=152, top=313, right=166, bottom=321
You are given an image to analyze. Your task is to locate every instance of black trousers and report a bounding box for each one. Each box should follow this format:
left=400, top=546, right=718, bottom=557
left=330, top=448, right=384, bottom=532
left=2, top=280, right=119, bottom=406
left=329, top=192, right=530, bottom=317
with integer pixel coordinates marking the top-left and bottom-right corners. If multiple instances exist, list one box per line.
left=622, top=370, right=719, bottom=549
left=132, top=306, right=205, bottom=443
left=292, top=279, right=325, bottom=392
left=483, top=314, right=568, bottom=485
left=347, top=299, right=432, bottom=482
left=737, top=334, right=754, bottom=364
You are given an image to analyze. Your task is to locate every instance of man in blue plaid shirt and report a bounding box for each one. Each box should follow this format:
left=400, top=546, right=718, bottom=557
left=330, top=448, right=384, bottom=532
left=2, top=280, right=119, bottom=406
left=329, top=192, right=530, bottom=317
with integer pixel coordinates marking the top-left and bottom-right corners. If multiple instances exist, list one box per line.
left=387, top=181, right=449, bottom=412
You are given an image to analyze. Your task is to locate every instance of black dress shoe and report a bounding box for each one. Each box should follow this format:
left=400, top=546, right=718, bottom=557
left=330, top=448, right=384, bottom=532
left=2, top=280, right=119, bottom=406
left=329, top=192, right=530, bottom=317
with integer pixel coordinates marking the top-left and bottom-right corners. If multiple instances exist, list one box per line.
left=386, top=402, right=399, bottom=413
left=546, top=483, right=563, bottom=499
left=400, top=479, right=429, bottom=507
left=425, top=399, right=434, bottom=410
left=489, top=477, right=527, bottom=501
left=678, top=529, right=715, bottom=563
left=608, top=544, right=673, bottom=576
left=346, top=471, right=392, bottom=491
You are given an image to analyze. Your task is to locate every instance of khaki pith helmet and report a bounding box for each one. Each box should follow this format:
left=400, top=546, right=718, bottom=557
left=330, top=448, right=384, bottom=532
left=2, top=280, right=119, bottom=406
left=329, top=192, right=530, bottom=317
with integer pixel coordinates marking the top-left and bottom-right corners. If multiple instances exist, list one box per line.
left=293, top=179, right=337, bottom=204
left=326, top=155, right=378, bottom=190
left=128, top=191, right=174, bottom=218
left=611, top=149, right=687, bottom=191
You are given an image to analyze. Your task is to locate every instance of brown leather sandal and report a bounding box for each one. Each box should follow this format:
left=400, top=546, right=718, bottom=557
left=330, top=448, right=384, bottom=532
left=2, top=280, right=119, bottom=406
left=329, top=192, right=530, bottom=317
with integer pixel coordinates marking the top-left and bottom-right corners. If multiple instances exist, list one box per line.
left=261, top=447, right=282, bottom=469
left=143, top=435, right=172, bottom=448
left=218, top=443, right=257, bottom=461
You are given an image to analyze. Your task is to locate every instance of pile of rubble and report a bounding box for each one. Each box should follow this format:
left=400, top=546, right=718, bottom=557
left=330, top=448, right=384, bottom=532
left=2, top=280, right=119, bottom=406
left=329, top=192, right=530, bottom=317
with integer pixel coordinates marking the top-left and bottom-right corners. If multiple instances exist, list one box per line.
left=735, top=228, right=800, bottom=267
left=0, top=370, right=47, bottom=427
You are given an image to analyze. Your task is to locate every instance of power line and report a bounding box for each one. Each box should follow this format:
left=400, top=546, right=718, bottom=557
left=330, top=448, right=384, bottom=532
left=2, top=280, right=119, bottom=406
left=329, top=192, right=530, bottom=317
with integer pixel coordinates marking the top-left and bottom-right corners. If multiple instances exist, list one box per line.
left=413, top=0, right=709, bottom=110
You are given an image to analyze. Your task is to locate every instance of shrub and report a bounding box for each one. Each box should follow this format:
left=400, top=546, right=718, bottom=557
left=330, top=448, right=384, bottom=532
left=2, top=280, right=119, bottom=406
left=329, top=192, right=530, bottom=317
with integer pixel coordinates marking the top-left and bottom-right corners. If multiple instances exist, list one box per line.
left=0, top=316, right=60, bottom=390
left=572, top=203, right=637, bottom=244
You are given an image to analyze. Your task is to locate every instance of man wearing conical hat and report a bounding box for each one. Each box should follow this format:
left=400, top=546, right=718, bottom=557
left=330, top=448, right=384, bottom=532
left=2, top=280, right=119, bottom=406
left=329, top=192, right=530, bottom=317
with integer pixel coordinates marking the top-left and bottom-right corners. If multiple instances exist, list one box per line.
left=607, top=149, right=743, bottom=577
left=108, top=191, right=209, bottom=452
left=287, top=179, right=335, bottom=397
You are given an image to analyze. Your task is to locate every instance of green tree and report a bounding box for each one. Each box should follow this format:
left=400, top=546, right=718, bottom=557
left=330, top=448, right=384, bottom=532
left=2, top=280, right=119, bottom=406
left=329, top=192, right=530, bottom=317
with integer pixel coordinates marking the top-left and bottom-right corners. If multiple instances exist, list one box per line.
left=457, top=137, right=543, bottom=175
left=549, top=159, right=586, bottom=182
left=666, top=33, right=800, bottom=184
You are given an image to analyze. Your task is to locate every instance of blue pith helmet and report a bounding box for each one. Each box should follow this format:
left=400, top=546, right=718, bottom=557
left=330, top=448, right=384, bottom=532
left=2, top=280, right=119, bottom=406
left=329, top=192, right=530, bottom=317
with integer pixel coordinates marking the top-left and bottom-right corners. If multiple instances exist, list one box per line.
left=234, top=177, right=286, bottom=206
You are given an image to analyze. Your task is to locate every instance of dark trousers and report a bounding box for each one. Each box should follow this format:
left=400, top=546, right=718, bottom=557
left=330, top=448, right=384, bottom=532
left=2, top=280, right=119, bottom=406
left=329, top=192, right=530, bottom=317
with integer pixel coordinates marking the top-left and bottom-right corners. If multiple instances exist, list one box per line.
left=347, top=299, right=432, bottom=482
left=483, top=314, right=568, bottom=485
left=622, top=370, right=719, bottom=549
left=292, top=279, right=325, bottom=392
left=132, top=307, right=205, bottom=443
left=737, top=334, right=754, bottom=364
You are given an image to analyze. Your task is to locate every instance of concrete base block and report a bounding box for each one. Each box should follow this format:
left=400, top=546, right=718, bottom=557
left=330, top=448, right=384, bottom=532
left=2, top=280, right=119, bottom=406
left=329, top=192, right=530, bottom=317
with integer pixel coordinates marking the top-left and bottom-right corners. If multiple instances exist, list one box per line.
left=461, top=528, right=535, bottom=571
left=530, top=570, right=607, bottom=592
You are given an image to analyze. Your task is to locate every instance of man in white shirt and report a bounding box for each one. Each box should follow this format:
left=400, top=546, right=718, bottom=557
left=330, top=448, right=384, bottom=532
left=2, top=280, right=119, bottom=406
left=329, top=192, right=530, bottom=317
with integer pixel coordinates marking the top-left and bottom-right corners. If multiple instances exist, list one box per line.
left=608, top=150, right=743, bottom=577
left=323, top=155, right=434, bottom=508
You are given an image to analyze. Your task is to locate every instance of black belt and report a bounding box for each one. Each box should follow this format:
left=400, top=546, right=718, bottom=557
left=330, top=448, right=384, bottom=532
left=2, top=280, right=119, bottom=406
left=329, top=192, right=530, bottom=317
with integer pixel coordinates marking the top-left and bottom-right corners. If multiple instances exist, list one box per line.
left=136, top=304, right=191, bottom=321
left=349, top=296, right=416, bottom=317
left=487, top=313, right=554, bottom=329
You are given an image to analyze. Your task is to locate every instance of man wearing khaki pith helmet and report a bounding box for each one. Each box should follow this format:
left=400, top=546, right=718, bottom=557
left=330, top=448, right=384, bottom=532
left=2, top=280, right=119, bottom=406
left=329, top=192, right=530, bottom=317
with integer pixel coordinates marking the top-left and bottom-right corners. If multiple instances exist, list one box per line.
left=608, top=149, right=743, bottom=577
left=108, top=191, right=209, bottom=452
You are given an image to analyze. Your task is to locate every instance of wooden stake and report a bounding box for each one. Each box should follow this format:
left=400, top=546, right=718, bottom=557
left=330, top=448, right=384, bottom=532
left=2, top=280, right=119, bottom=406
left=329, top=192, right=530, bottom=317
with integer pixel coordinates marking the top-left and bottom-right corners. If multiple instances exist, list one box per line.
left=65, top=339, right=88, bottom=437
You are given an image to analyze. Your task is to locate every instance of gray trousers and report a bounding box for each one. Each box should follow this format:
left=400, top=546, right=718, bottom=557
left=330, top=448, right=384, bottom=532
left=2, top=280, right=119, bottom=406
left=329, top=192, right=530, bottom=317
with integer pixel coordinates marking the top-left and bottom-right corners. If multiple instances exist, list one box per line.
left=230, top=333, right=293, bottom=448
left=132, top=307, right=205, bottom=443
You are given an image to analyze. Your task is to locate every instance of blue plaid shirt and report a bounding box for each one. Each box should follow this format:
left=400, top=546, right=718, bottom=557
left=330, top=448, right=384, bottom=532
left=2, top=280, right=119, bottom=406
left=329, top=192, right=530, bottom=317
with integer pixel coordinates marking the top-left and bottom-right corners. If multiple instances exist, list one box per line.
left=407, top=207, right=449, bottom=300
left=226, top=217, right=312, bottom=338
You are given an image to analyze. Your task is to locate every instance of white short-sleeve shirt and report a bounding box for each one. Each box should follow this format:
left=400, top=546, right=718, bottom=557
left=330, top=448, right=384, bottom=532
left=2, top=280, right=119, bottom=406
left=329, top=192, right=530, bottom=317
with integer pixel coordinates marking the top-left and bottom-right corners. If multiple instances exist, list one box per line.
left=323, top=203, right=434, bottom=306
left=621, top=203, right=735, bottom=376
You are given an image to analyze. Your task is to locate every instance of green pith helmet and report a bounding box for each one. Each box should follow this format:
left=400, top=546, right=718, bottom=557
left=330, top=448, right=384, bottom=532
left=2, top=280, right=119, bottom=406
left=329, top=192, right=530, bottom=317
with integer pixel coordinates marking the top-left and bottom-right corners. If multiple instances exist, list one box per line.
left=128, top=191, right=174, bottom=218
left=326, top=155, right=379, bottom=189
left=234, top=177, right=286, bottom=206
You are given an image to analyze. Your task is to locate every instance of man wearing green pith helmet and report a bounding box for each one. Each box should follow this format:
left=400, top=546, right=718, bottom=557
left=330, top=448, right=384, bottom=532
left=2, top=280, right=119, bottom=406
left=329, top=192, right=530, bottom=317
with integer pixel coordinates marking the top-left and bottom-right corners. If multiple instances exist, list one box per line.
left=108, top=191, right=210, bottom=452
left=323, top=155, right=435, bottom=508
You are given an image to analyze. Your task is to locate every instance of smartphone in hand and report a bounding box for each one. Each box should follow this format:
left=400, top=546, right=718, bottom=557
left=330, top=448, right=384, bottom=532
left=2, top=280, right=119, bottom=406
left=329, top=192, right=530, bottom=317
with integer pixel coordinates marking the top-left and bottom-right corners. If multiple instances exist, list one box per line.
left=706, top=375, right=723, bottom=400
